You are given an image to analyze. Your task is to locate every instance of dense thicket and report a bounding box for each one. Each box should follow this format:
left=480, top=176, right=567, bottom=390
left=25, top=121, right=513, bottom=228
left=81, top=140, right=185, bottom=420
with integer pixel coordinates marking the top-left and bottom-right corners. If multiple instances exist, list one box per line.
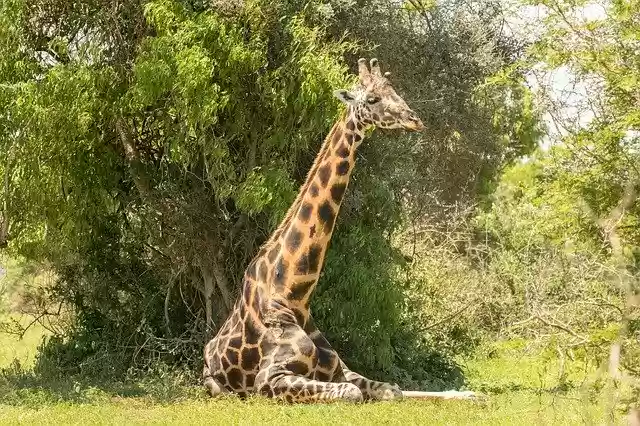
left=481, top=0, right=640, bottom=403
left=0, top=0, right=535, bottom=388
left=397, top=0, right=640, bottom=407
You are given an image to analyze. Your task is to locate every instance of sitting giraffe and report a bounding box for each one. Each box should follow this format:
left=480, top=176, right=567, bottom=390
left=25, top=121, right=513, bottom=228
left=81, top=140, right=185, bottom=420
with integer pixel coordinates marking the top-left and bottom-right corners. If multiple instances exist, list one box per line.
left=203, top=58, right=476, bottom=403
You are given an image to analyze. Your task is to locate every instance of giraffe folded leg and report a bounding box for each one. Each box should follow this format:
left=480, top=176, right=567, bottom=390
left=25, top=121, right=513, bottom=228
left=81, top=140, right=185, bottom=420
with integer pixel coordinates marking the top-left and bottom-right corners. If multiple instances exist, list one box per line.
left=340, top=367, right=479, bottom=401
left=401, top=390, right=479, bottom=400
left=305, top=316, right=401, bottom=401
left=254, top=320, right=363, bottom=403
left=203, top=375, right=229, bottom=397
left=256, top=368, right=363, bottom=403
left=339, top=361, right=403, bottom=401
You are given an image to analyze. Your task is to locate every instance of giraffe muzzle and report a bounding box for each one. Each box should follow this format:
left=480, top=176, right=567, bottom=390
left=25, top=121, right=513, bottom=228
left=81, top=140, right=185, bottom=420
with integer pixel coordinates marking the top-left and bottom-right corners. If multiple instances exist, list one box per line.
left=403, top=112, right=424, bottom=131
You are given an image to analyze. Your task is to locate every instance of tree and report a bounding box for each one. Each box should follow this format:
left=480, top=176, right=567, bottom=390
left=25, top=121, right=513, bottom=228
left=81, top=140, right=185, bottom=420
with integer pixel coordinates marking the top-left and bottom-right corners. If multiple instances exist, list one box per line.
left=0, top=0, right=355, bottom=376
left=0, top=0, right=536, bottom=386
left=473, top=0, right=640, bottom=409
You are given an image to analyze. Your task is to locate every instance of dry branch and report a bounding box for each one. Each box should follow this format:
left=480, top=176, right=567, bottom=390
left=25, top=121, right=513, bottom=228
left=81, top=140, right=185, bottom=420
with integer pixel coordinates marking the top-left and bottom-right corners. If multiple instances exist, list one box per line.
left=533, top=314, right=589, bottom=346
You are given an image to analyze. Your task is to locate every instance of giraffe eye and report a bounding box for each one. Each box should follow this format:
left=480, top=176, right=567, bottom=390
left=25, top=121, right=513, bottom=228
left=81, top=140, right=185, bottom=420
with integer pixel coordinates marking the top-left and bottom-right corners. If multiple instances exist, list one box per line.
left=366, top=96, right=380, bottom=104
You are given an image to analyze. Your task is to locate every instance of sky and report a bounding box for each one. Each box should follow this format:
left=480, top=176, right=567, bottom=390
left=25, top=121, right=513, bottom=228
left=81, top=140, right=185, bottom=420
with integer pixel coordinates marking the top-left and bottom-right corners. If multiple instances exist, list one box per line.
left=502, top=1, right=610, bottom=150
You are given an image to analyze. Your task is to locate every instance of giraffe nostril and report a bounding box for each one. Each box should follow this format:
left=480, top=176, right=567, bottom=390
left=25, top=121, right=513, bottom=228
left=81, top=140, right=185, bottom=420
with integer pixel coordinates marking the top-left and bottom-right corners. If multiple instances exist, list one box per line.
left=404, top=111, right=424, bottom=131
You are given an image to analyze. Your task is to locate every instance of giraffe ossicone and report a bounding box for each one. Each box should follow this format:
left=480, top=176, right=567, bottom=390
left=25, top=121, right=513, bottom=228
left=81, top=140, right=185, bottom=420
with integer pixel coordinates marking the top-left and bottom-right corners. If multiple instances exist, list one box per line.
left=202, top=58, right=473, bottom=403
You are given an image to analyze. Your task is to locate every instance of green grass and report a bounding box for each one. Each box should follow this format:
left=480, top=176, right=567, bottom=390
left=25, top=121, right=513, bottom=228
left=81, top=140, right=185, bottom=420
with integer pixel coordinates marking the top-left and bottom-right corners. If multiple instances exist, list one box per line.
left=0, top=316, right=49, bottom=370
left=0, top=393, right=613, bottom=425
left=1, top=256, right=52, bottom=370
left=0, top=327, right=624, bottom=425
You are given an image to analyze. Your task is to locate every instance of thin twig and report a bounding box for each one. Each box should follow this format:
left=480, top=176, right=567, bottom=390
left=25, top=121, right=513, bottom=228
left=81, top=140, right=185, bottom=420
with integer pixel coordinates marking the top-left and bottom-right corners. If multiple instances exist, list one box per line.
left=420, top=301, right=476, bottom=331
left=534, top=314, right=589, bottom=344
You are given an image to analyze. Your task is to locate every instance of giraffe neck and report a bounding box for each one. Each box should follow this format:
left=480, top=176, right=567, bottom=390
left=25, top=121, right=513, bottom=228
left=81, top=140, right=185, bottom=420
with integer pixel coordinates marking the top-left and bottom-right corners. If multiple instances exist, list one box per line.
left=253, top=109, right=365, bottom=313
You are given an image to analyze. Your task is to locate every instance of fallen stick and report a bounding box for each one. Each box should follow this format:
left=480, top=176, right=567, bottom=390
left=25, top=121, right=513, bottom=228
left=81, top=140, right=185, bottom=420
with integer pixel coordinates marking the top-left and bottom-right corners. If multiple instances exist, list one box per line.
left=401, top=390, right=480, bottom=400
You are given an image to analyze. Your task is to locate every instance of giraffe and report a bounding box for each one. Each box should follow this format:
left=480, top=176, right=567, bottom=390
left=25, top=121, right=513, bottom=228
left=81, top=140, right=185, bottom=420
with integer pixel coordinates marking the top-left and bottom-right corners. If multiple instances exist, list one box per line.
left=202, top=58, right=476, bottom=403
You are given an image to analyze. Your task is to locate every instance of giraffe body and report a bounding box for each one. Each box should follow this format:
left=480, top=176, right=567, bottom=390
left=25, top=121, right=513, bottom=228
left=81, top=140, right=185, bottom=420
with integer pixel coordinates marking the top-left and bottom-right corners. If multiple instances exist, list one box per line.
left=203, top=59, right=424, bottom=403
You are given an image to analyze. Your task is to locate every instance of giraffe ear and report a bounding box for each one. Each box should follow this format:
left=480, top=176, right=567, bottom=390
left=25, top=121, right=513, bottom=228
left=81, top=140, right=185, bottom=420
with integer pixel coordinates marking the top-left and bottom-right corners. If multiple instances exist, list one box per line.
left=333, top=89, right=356, bottom=105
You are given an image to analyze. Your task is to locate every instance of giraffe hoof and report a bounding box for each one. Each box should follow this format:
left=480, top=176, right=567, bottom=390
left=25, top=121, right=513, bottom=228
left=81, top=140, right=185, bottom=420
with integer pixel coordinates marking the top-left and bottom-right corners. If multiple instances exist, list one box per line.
left=378, top=384, right=403, bottom=401
left=343, top=383, right=364, bottom=403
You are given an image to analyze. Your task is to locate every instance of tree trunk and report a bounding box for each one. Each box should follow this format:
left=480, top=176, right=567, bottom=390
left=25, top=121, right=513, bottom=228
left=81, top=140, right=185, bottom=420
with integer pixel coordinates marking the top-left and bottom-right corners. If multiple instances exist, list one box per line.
left=115, top=117, right=152, bottom=199
left=116, top=115, right=236, bottom=338
left=199, top=256, right=233, bottom=339
left=200, top=264, right=216, bottom=340
left=211, top=252, right=234, bottom=311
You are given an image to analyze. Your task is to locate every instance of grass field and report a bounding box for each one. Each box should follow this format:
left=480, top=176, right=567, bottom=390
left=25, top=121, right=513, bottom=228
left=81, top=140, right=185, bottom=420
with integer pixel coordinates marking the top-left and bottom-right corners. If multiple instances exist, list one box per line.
left=0, top=393, right=613, bottom=425
left=0, top=322, right=624, bottom=425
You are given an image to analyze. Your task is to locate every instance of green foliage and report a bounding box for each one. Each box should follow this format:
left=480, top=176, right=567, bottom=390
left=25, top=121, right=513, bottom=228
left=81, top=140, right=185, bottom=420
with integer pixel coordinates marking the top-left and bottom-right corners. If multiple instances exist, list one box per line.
left=316, top=225, right=404, bottom=372
left=461, top=0, right=640, bottom=411
left=235, top=167, right=296, bottom=221
left=0, top=0, right=537, bottom=390
left=475, top=66, right=542, bottom=180
left=0, top=0, right=356, bottom=376
left=323, top=0, right=541, bottom=221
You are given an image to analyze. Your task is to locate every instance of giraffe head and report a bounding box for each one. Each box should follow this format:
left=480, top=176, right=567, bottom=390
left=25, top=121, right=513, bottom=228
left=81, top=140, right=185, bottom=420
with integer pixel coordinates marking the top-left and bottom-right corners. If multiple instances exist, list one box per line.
left=334, top=58, right=424, bottom=132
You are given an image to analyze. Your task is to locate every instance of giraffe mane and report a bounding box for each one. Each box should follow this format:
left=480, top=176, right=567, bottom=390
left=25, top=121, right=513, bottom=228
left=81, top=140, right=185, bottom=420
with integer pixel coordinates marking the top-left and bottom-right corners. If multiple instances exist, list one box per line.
left=257, top=110, right=349, bottom=252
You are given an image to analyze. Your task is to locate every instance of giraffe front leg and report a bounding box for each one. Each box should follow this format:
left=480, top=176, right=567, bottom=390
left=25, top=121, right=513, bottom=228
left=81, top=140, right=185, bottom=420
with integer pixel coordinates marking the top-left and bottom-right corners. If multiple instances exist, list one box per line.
left=255, top=367, right=363, bottom=403
left=338, top=360, right=403, bottom=401
left=305, top=316, right=402, bottom=401
left=202, top=339, right=230, bottom=397
left=255, top=319, right=363, bottom=403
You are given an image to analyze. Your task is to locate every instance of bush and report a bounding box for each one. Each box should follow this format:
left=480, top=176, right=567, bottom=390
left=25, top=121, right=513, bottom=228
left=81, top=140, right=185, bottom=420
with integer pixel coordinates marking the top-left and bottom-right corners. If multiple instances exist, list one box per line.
left=0, top=0, right=535, bottom=390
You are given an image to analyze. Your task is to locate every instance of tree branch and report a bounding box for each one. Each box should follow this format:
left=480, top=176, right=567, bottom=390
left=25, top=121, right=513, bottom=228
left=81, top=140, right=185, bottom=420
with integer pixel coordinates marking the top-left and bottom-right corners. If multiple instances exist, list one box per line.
left=406, top=0, right=433, bottom=32
left=419, top=301, right=475, bottom=332
left=115, top=117, right=153, bottom=199
left=0, top=152, right=12, bottom=248
left=533, top=314, right=589, bottom=345
left=164, top=267, right=184, bottom=336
